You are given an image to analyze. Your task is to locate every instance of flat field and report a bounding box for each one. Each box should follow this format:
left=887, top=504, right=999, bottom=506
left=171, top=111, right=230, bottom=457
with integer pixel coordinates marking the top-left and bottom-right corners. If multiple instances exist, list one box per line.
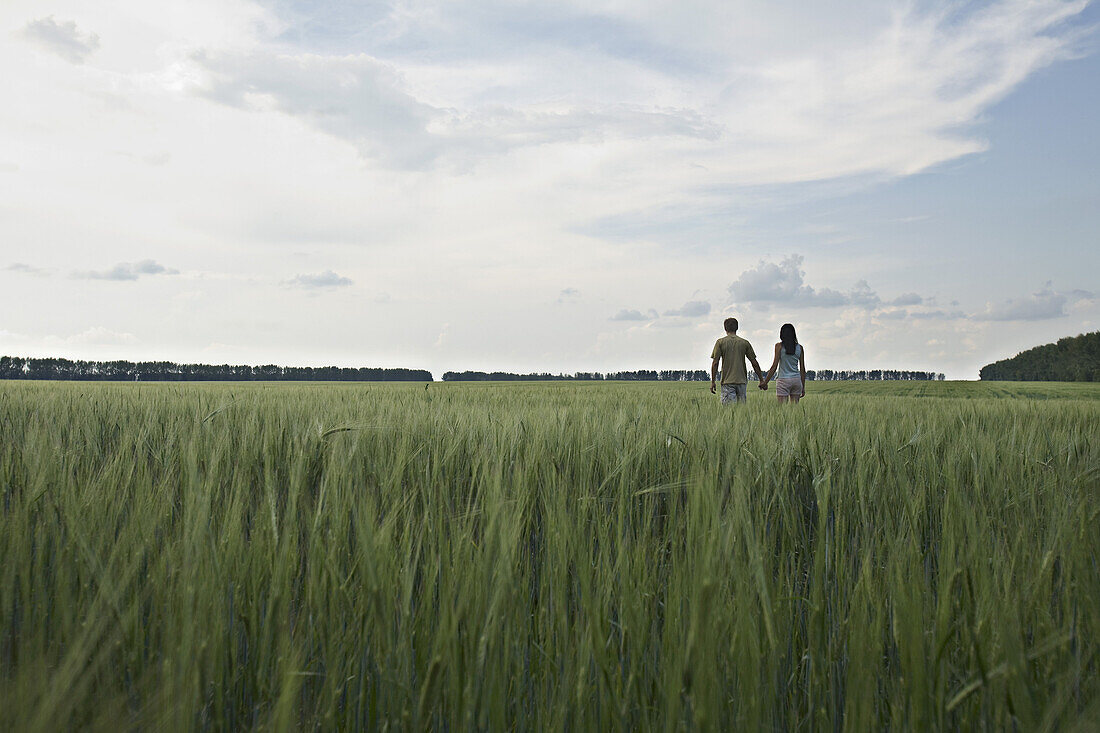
left=1, top=380, right=1098, bottom=730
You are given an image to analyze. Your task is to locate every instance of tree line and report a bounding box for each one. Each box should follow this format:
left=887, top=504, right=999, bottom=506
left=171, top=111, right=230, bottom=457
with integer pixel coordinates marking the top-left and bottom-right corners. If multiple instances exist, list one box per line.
left=807, top=369, right=945, bottom=381
left=443, top=369, right=945, bottom=382
left=441, top=370, right=705, bottom=382
left=0, top=355, right=948, bottom=383
left=979, top=331, right=1099, bottom=381
left=0, top=357, right=432, bottom=382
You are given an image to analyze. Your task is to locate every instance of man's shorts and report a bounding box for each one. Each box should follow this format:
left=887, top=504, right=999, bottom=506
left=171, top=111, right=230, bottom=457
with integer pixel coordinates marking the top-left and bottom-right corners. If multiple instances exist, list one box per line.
left=776, top=377, right=803, bottom=397
left=720, top=383, right=747, bottom=405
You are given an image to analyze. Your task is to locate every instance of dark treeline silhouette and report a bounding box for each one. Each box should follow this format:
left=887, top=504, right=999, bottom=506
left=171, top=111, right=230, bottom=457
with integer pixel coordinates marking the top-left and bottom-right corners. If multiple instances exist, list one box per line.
left=979, top=331, right=1099, bottom=381
left=1, top=355, right=947, bottom=383
left=443, top=369, right=945, bottom=382
left=442, top=370, right=709, bottom=382
left=809, top=369, right=945, bottom=381
left=0, top=356, right=432, bottom=382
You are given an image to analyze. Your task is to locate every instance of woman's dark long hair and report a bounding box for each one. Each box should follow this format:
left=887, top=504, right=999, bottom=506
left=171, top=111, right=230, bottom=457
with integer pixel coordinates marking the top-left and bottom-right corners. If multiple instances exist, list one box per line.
left=780, top=323, right=798, bottom=355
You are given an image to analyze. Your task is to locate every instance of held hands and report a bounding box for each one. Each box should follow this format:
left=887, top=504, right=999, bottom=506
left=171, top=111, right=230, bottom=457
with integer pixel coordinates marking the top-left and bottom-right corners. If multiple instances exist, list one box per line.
left=758, top=379, right=768, bottom=391
left=710, top=380, right=717, bottom=394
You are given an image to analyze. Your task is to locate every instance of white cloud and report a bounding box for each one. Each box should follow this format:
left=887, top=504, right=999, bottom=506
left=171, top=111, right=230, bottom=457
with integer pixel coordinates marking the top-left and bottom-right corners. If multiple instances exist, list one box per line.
left=726, top=256, right=964, bottom=317
left=909, top=309, right=968, bottom=320
left=5, top=263, right=49, bottom=277
left=194, top=51, right=439, bottom=168
left=728, top=255, right=870, bottom=308
left=22, top=16, right=100, bottom=64
left=890, top=292, right=924, bottom=306
left=975, top=285, right=1093, bottom=321
left=728, top=256, right=809, bottom=302
left=847, top=280, right=881, bottom=308
left=610, top=309, right=653, bottom=322
left=664, top=300, right=711, bottom=317
left=557, top=287, right=580, bottom=303
left=74, top=260, right=178, bottom=281
left=67, top=327, right=137, bottom=345
left=132, top=260, right=174, bottom=275
left=189, top=50, right=723, bottom=172
left=163, top=0, right=1090, bottom=185
left=284, top=270, right=353, bottom=289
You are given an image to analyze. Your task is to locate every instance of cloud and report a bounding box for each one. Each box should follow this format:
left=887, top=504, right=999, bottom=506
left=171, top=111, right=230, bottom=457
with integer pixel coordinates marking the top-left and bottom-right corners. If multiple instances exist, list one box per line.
left=83, top=264, right=141, bottom=281
left=22, top=16, right=100, bottom=64
left=5, top=263, right=49, bottom=277
left=132, top=260, right=173, bottom=275
left=180, top=0, right=1089, bottom=179
left=728, top=255, right=810, bottom=302
left=847, top=280, right=881, bottom=308
left=909, top=309, right=967, bottom=320
left=284, top=270, right=353, bottom=289
left=727, top=255, right=859, bottom=307
left=974, top=285, right=1092, bottom=321
left=192, top=49, right=719, bottom=170
left=67, top=327, right=137, bottom=345
left=557, top=287, right=580, bottom=303
left=877, top=307, right=966, bottom=321
left=725, top=255, right=939, bottom=312
left=610, top=308, right=655, bottom=321
left=878, top=287, right=1093, bottom=322
left=73, top=260, right=179, bottom=281
left=890, top=293, right=924, bottom=306
left=663, top=300, right=711, bottom=317
left=195, top=51, right=441, bottom=168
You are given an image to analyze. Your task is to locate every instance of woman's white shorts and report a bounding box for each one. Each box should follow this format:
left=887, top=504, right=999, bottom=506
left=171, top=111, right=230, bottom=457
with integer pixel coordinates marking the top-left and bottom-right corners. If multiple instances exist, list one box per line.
left=776, top=377, right=803, bottom=397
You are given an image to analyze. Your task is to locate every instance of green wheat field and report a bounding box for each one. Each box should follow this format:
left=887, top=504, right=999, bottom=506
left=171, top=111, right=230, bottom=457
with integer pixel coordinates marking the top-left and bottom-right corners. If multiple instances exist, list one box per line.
left=2, top=380, right=1098, bottom=730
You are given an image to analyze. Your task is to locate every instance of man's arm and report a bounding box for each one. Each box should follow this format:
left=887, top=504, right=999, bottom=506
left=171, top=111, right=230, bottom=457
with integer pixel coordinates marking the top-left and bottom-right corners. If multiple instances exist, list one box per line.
left=743, top=342, right=765, bottom=389
left=710, top=357, right=720, bottom=394
left=750, top=356, right=765, bottom=387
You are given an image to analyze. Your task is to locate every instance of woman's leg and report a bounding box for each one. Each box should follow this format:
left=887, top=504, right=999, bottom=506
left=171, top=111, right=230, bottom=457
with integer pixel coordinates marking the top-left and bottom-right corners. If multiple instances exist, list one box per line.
left=776, top=378, right=791, bottom=403
left=788, top=394, right=800, bottom=404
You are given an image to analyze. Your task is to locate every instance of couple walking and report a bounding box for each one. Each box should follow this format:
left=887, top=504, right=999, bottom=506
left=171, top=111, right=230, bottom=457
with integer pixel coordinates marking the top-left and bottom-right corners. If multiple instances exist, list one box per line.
left=710, top=317, right=806, bottom=405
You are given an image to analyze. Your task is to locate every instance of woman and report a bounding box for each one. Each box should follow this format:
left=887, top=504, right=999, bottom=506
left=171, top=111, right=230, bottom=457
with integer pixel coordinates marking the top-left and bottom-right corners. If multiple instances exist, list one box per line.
left=761, top=323, right=806, bottom=403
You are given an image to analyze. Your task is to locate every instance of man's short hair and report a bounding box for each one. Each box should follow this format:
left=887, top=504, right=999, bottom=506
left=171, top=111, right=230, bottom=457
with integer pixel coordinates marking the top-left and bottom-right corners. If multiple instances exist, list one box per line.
left=724, top=317, right=738, bottom=333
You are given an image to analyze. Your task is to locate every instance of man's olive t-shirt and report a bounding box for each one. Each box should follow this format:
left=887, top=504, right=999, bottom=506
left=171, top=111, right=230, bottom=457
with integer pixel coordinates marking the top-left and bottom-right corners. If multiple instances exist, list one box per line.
left=711, top=335, right=756, bottom=385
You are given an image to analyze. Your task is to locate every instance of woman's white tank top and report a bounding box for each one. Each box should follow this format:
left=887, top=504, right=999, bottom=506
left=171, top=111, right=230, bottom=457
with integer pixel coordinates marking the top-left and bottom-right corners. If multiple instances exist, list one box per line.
left=778, top=343, right=802, bottom=379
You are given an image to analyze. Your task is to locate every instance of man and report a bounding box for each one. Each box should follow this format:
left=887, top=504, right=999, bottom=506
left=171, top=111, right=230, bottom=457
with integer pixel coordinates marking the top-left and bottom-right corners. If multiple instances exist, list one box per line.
left=710, top=317, right=765, bottom=404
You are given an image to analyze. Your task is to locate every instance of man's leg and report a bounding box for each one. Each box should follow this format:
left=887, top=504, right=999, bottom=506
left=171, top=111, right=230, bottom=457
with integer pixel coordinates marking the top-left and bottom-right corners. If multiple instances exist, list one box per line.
left=722, top=383, right=747, bottom=404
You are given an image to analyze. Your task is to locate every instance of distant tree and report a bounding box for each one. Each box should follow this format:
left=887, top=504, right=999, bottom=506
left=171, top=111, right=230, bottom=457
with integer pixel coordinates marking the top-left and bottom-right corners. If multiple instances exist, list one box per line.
left=0, top=356, right=432, bottom=382
left=979, top=331, right=1099, bottom=381
left=439, top=368, right=941, bottom=382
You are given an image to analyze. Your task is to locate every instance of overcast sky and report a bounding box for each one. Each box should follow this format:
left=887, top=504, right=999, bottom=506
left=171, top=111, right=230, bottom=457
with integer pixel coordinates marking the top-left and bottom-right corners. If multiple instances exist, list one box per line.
left=2, top=0, right=1098, bottom=379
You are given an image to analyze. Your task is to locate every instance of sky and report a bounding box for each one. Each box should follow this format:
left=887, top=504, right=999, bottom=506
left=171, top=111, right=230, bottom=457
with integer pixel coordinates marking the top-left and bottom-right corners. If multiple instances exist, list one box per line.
left=1, top=0, right=1098, bottom=380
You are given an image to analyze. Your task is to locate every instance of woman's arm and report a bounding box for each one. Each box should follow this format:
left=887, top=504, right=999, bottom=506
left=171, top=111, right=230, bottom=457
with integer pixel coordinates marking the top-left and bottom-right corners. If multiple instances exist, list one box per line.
left=763, top=343, right=781, bottom=384
left=799, top=346, right=807, bottom=393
